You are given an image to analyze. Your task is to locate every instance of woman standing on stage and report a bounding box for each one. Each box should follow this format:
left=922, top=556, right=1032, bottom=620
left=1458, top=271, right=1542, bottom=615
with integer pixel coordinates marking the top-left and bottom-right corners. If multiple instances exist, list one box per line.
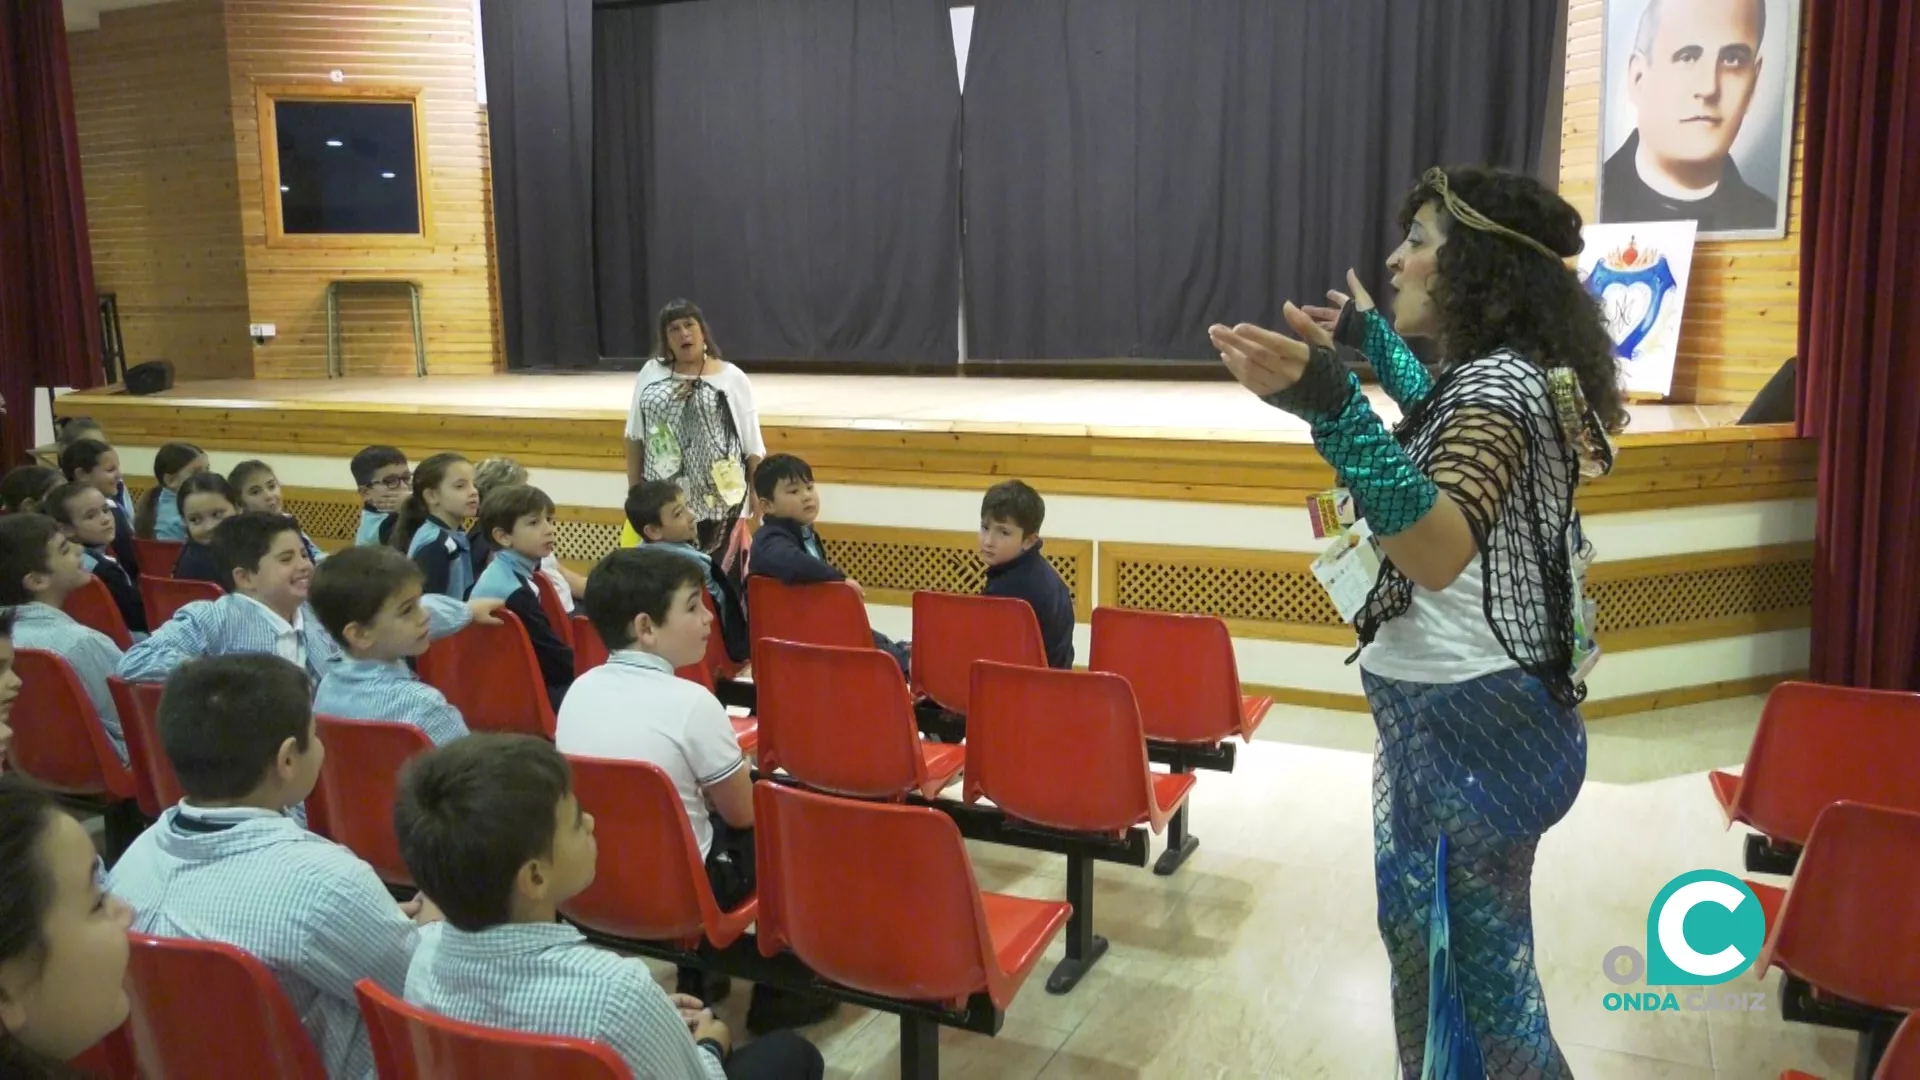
left=1213, top=167, right=1623, bottom=1079
left=623, top=299, right=766, bottom=558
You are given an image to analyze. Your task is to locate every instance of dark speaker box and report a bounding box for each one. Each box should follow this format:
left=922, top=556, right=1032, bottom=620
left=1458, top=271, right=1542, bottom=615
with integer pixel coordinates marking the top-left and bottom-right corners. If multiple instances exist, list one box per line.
left=124, top=361, right=174, bottom=396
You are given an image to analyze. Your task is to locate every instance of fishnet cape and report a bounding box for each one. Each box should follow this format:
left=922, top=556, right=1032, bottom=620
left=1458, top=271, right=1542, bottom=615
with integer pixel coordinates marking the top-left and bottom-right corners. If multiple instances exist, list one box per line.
left=1357, top=350, right=1585, bottom=705
left=634, top=374, right=747, bottom=524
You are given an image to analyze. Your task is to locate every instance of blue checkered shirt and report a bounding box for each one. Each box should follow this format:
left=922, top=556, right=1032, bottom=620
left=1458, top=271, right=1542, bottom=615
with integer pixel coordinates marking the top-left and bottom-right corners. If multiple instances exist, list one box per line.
left=119, top=593, right=470, bottom=687
left=406, top=921, right=725, bottom=1080
left=107, top=805, right=435, bottom=1080
left=314, top=658, right=469, bottom=746
left=5, top=602, right=127, bottom=765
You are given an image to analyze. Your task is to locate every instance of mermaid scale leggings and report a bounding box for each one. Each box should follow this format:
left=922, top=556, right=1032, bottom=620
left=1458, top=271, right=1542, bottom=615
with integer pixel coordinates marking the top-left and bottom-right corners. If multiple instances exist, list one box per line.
left=1364, top=667, right=1587, bottom=1079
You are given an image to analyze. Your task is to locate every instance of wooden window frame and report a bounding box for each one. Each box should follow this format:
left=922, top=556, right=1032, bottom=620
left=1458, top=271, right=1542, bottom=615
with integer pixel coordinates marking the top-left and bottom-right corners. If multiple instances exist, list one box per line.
left=256, top=83, right=434, bottom=249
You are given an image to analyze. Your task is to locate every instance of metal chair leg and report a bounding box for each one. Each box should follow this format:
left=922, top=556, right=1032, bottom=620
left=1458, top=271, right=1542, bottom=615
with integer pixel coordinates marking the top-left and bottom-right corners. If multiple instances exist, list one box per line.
left=1046, top=852, right=1108, bottom=994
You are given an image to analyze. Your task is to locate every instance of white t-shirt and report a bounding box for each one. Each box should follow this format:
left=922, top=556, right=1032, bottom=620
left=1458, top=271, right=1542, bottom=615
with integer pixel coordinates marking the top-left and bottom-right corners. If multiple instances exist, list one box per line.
left=1358, top=555, right=1517, bottom=684
left=554, top=649, right=746, bottom=857
left=622, top=359, right=768, bottom=459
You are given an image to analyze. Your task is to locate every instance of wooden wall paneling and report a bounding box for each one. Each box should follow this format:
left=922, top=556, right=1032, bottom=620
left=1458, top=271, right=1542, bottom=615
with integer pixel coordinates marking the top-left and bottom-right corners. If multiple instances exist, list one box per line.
left=1559, top=0, right=1809, bottom=405
left=69, top=0, right=253, bottom=382
left=225, top=0, right=500, bottom=378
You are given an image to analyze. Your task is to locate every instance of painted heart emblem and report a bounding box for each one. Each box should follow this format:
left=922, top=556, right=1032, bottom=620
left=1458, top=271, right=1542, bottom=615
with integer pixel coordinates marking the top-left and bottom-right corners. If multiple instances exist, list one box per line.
left=1600, top=282, right=1655, bottom=349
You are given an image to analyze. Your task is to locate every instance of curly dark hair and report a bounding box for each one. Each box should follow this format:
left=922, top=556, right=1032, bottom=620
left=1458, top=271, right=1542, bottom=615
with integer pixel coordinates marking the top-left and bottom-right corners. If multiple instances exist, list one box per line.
left=1399, top=166, right=1628, bottom=433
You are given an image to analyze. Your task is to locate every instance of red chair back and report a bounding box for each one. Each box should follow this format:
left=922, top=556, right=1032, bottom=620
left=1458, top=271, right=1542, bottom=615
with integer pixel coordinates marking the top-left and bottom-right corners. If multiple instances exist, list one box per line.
left=9, top=650, right=135, bottom=799
left=62, top=575, right=134, bottom=650
left=572, top=614, right=608, bottom=678
left=561, top=756, right=756, bottom=948
left=416, top=611, right=555, bottom=738
left=125, top=931, right=327, bottom=1080
left=747, top=578, right=871, bottom=668
left=139, top=575, right=223, bottom=628
left=531, top=571, right=574, bottom=649
left=356, top=978, right=632, bottom=1080
left=910, top=591, right=1046, bottom=714
left=131, top=537, right=184, bottom=578
left=308, top=715, right=432, bottom=886
left=964, top=661, right=1156, bottom=834
left=675, top=590, right=742, bottom=693
left=1090, top=607, right=1260, bottom=743
left=1759, top=802, right=1920, bottom=1013
left=754, top=781, right=1004, bottom=1007
left=110, top=677, right=179, bottom=817
left=1729, top=682, right=1920, bottom=845
left=757, top=638, right=930, bottom=799
left=1879, top=1013, right=1920, bottom=1080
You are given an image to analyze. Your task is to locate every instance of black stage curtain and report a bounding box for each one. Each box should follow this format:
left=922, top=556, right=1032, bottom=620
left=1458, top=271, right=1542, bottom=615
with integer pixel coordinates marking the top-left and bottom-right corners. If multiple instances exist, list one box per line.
left=961, top=0, right=1562, bottom=361
left=480, top=0, right=600, bottom=369
left=593, top=0, right=961, bottom=364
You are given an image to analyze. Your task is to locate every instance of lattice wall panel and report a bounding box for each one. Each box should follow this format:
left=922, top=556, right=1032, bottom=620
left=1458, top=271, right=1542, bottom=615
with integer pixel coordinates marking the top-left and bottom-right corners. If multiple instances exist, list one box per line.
left=283, top=496, right=361, bottom=543
left=1109, top=557, right=1343, bottom=626
left=555, top=521, right=624, bottom=566
left=823, top=536, right=1087, bottom=612
left=1589, top=559, right=1812, bottom=633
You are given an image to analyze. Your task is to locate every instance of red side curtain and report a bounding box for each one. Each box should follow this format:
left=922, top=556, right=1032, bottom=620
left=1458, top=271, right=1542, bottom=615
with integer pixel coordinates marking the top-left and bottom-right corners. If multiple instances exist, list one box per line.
left=1797, top=0, right=1920, bottom=690
left=0, top=1, right=104, bottom=465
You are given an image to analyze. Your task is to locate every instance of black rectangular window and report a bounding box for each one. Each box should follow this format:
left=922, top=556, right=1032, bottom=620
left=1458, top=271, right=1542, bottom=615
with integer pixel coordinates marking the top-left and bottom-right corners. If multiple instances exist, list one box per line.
left=273, top=100, right=422, bottom=235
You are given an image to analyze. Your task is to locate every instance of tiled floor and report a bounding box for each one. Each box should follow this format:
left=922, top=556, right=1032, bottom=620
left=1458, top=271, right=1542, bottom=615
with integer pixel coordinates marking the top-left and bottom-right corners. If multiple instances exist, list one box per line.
left=663, top=695, right=1862, bottom=1079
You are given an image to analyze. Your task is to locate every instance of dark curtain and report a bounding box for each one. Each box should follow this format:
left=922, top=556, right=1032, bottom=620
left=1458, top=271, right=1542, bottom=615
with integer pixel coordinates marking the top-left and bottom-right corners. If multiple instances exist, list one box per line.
left=480, top=0, right=600, bottom=369
left=594, top=0, right=961, bottom=363
left=1797, top=0, right=1920, bottom=690
left=962, top=0, right=1560, bottom=360
left=0, top=1, right=102, bottom=462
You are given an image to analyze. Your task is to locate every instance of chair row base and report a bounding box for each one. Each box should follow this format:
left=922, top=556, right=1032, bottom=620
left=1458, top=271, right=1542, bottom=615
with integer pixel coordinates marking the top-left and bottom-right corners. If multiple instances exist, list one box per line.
left=1776, top=973, right=1904, bottom=1080
left=1745, top=832, right=1803, bottom=876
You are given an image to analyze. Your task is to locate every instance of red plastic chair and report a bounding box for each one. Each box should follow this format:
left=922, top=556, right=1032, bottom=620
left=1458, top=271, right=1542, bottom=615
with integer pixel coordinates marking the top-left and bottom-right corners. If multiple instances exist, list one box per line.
left=62, top=575, right=134, bottom=650
left=757, top=638, right=963, bottom=800
left=747, top=578, right=872, bottom=668
left=571, top=614, right=607, bottom=679
left=561, top=756, right=758, bottom=949
left=754, top=781, right=1069, bottom=1016
left=909, top=590, right=1047, bottom=714
left=1089, top=607, right=1272, bottom=875
left=356, top=978, right=631, bottom=1080
left=1709, top=682, right=1920, bottom=867
left=306, top=715, right=432, bottom=887
left=131, top=537, right=185, bottom=578
left=8, top=650, right=137, bottom=801
left=964, top=660, right=1197, bottom=993
left=1748, top=802, right=1920, bottom=1017
left=110, top=677, right=180, bottom=818
left=1782, top=1012, right=1919, bottom=1080
left=532, top=571, right=574, bottom=650
left=139, top=575, right=223, bottom=629
left=125, top=931, right=327, bottom=1079
left=417, top=611, right=556, bottom=739
left=675, top=590, right=744, bottom=694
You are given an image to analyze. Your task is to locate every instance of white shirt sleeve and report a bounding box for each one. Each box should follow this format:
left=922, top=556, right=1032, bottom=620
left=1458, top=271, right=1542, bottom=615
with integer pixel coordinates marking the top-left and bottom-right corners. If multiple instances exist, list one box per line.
left=718, top=364, right=767, bottom=458
left=683, top=694, right=747, bottom=788
left=624, top=361, right=669, bottom=441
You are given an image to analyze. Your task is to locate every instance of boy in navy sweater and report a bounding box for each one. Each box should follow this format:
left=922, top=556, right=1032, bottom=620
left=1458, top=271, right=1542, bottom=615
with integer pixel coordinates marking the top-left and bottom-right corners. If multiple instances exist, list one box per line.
left=746, top=455, right=909, bottom=673
left=979, top=480, right=1075, bottom=669
left=469, top=485, right=574, bottom=709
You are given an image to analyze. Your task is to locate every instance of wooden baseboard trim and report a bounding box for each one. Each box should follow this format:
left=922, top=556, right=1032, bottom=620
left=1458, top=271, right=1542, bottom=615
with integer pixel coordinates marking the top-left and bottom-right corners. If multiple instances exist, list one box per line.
left=1581, top=673, right=1799, bottom=719
left=1243, top=683, right=1371, bottom=713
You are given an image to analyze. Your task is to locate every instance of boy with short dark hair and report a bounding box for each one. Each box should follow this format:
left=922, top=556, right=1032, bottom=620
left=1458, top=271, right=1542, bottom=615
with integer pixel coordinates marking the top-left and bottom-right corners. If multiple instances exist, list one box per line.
left=470, top=485, right=573, bottom=708
left=625, top=480, right=746, bottom=663
left=119, top=511, right=493, bottom=686
left=45, top=480, right=147, bottom=635
left=979, top=480, right=1075, bottom=669
left=311, top=546, right=470, bottom=747
left=351, top=446, right=411, bottom=547
left=106, top=654, right=443, bottom=1080
left=747, top=454, right=908, bottom=672
left=396, top=734, right=825, bottom=1079
left=0, top=513, right=126, bottom=762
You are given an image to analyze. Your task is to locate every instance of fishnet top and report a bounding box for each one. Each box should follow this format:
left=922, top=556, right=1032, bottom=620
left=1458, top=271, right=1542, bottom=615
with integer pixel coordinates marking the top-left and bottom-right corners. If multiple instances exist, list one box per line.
left=1357, top=350, right=1584, bottom=705
left=633, top=376, right=747, bottom=523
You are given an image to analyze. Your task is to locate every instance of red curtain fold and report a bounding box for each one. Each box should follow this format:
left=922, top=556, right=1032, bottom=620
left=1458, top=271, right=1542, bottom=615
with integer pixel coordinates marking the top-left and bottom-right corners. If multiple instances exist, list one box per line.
left=0, top=0, right=104, bottom=465
left=1797, top=0, right=1920, bottom=690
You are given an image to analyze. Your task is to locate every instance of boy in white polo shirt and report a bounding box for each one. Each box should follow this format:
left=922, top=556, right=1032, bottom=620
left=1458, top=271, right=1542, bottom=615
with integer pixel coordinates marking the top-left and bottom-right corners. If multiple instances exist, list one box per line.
left=556, top=548, right=832, bottom=1033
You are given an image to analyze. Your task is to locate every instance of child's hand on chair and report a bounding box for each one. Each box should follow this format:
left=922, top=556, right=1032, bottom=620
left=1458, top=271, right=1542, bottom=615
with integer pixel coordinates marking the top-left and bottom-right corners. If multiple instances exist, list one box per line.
left=467, top=597, right=506, bottom=625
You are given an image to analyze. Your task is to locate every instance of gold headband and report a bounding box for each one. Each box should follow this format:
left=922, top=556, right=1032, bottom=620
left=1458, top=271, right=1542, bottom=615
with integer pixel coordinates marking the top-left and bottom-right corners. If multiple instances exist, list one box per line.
left=1423, top=167, right=1565, bottom=263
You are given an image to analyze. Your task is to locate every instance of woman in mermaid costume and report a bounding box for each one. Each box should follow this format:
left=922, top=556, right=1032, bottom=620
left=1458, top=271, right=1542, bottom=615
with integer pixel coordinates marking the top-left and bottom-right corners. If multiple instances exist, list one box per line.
left=1213, top=167, right=1623, bottom=1079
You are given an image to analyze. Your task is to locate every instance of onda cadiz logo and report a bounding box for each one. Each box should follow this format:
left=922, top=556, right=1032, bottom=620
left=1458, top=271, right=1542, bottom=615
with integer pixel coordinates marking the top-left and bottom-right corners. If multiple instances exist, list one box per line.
left=1600, top=870, right=1770, bottom=1014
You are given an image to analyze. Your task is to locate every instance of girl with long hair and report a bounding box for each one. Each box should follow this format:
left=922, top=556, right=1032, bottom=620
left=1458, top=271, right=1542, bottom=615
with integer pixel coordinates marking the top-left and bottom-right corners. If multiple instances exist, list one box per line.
left=390, top=453, right=480, bottom=599
left=170, top=472, right=241, bottom=587
left=1213, top=166, right=1621, bottom=1078
left=134, top=442, right=209, bottom=541
left=622, top=300, right=766, bottom=560
left=228, top=460, right=325, bottom=565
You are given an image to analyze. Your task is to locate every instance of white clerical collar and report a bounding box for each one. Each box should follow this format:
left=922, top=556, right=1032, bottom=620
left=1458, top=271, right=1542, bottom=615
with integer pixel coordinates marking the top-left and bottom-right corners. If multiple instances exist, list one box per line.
left=1635, top=141, right=1719, bottom=201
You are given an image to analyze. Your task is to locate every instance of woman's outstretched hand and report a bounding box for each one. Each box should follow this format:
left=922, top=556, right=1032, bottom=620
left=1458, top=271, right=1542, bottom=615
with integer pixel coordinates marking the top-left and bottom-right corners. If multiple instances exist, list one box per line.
left=1300, top=269, right=1377, bottom=335
left=1210, top=302, right=1333, bottom=398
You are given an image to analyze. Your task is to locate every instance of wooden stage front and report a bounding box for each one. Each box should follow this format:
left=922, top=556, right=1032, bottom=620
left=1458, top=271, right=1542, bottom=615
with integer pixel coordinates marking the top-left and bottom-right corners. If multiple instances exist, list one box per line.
left=54, top=371, right=1809, bottom=513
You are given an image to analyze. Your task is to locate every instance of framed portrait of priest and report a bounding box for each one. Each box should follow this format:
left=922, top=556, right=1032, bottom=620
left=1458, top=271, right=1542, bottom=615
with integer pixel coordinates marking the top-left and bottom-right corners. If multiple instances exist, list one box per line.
left=1597, top=0, right=1801, bottom=240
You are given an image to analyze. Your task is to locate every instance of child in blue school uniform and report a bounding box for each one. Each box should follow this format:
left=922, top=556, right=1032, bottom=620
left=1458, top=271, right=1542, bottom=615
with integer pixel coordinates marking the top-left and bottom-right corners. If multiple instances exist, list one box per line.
left=390, top=453, right=480, bottom=601
left=134, top=442, right=209, bottom=541
left=229, top=459, right=326, bottom=565
left=625, top=480, right=748, bottom=663
left=170, top=472, right=241, bottom=587
left=58, top=438, right=144, bottom=589
left=311, top=545, right=471, bottom=747
left=45, top=480, right=147, bottom=636
left=352, top=445, right=411, bottom=547
left=468, top=485, right=574, bottom=710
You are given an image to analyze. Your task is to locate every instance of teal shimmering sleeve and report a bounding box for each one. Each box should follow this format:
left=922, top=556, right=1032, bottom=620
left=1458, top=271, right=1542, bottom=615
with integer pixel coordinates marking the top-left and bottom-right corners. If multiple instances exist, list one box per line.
left=1335, top=303, right=1433, bottom=410
left=1263, top=344, right=1438, bottom=537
